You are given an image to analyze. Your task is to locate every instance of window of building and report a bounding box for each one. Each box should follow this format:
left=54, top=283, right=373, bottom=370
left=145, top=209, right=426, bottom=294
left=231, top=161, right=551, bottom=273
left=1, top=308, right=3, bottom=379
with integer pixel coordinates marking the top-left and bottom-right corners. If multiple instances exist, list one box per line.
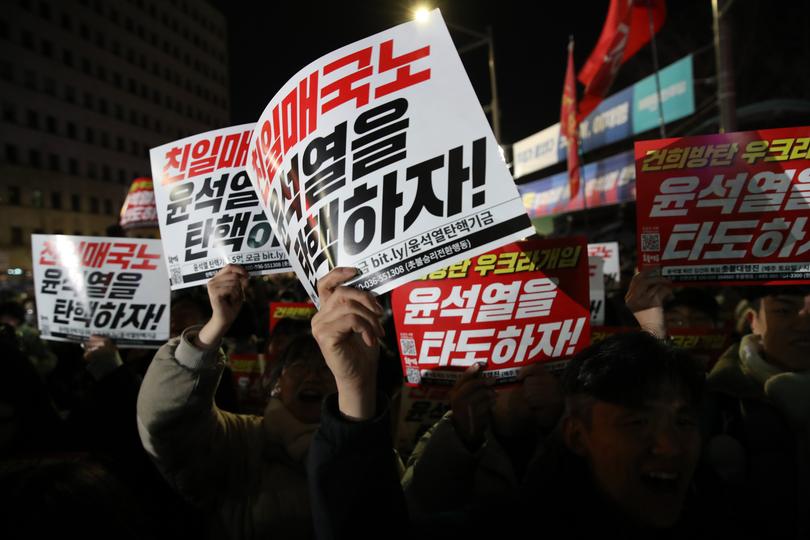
left=118, top=169, right=127, bottom=184
left=51, top=192, right=62, bottom=209
left=0, top=61, right=12, bottom=82
left=27, top=109, right=39, bottom=128
left=41, top=39, right=54, bottom=58
left=89, top=196, right=99, bottom=213
left=66, top=122, right=77, bottom=139
left=39, top=2, right=52, bottom=19
left=98, top=98, right=108, bottom=114
left=60, top=13, right=72, bottom=31
left=28, top=149, right=41, bottom=167
left=102, top=165, right=111, bottom=182
left=103, top=198, right=112, bottom=214
left=11, top=227, right=23, bottom=246
left=1, top=103, right=15, bottom=123
left=43, top=77, right=56, bottom=95
left=64, top=85, right=76, bottom=103
left=23, top=69, right=36, bottom=90
left=45, top=115, right=57, bottom=134
left=85, top=127, right=95, bottom=143
left=48, top=154, right=60, bottom=171
left=87, top=162, right=97, bottom=179
left=68, top=158, right=79, bottom=175
left=62, top=49, right=73, bottom=66
left=71, top=194, right=81, bottom=211
left=83, top=92, right=93, bottom=109
left=5, top=144, right=19, bottom=164
left=22, top=30, right=35, bottom=49
left=100, top=131, right=109, bottom=148
left=8, top=186, right=20, bottom=205
left=31, top=189, right=43, bottom=208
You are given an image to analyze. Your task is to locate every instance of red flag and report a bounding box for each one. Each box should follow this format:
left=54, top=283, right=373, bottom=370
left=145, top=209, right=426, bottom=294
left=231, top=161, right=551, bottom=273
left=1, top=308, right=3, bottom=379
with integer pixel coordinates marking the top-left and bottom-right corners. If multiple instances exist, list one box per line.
left=577, top=0, right=666, bottom=120
left=561, top=39, right=580, bottom=200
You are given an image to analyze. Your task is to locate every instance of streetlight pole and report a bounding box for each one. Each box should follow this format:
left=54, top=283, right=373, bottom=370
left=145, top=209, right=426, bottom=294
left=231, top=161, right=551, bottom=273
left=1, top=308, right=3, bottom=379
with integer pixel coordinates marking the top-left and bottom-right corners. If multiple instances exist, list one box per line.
left=444, top=22, right=503, bottom=144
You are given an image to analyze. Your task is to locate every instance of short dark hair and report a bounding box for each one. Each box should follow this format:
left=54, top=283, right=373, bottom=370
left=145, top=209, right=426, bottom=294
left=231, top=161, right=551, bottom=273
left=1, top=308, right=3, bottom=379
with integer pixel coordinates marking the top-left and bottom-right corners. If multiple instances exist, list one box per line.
left=561, top=331, right=704, bottom=417
left=742, top=285, right=810, bottom=311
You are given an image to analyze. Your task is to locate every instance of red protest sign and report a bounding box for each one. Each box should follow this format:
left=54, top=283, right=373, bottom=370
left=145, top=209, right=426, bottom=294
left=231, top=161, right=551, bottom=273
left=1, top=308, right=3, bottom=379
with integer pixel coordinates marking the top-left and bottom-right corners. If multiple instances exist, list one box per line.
left=392, top=237, right=591, bottom=386
left=635, top=126, right=810, bottom=285
left=269, top=301, right=317, bottom=333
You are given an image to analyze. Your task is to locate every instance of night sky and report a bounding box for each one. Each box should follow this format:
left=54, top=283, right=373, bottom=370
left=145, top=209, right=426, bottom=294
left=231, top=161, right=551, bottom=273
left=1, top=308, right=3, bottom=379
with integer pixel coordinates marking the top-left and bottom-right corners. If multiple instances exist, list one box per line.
left=215, top=0, right=612, bottom=144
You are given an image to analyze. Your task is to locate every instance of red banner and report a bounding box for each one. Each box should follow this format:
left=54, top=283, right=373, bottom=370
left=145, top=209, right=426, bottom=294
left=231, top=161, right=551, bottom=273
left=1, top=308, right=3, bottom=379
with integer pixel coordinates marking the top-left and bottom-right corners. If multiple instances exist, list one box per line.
left=269, top=301, right=317, bottom=333
left=392, top=237, right=591, bottom=386
left=578, top=0, right=666, bottom=120
left=561, top=39, right=580, bottom=200
left=635, top=126, right=810, bottom=285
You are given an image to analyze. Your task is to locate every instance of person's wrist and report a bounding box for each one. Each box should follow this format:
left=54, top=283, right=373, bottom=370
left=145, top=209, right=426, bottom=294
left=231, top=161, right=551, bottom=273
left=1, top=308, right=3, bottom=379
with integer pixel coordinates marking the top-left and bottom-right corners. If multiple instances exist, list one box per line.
left=336, top=376, right=377, bottom=421
left=196, top=315, right=229, bottom=349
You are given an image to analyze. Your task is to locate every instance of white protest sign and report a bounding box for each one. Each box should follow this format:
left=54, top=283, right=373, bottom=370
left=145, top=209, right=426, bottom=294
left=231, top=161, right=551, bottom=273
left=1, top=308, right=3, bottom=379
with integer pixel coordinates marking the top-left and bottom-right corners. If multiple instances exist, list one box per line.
left=588, top=242, right=620, bottom=283
left=589, top=255, right=605, bottom=325
left=31, top=235, right=170, bottom=348
left=150, top=124, right=291, bottom=289
left=246, top=9, right=533, bottom=306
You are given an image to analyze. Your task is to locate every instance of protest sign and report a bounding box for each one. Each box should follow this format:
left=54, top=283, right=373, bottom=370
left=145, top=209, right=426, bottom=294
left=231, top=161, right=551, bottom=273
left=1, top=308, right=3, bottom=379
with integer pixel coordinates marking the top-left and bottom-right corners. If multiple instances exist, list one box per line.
left=391, top=237, right=590, bottom=386
left=150, top=124, right=291, bottom=289
left=120, top=177, right=158, bottom=230
left=588, top=241, right=620, bottom=283
left=269, top=301, right=317, bottom=333
left=31, top=235, right=169, bottom=347
left=589, top=256, right=606, bottom=325
left=636, top=126, right=810, bottom=285
left=246, top=9, right=532, bottom=306
left=230, top=353, right=268, bottom=414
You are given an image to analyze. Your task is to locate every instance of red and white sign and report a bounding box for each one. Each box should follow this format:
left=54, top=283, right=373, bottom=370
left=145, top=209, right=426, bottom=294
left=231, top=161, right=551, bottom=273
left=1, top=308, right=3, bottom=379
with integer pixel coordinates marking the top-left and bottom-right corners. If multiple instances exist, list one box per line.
left=150, top=124, right=291, bottom=289
left=246, top=9, right=532, bottom=306
left=392, top=237, right=591, bottom=386
left=32, top=235, right=169, bottom=347
left=636, top=126, right=810, bottom=285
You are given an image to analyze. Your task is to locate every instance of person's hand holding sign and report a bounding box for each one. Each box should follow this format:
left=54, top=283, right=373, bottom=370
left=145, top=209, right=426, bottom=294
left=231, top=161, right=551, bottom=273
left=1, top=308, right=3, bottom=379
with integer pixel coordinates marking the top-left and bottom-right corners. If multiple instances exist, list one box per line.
left=195, top=264, right=249, bottom=349
left=625, top=269, right=672, bottom=339
left=449, top=363, right=496, bottom=451
left=312, top=267, right=385, bottom=421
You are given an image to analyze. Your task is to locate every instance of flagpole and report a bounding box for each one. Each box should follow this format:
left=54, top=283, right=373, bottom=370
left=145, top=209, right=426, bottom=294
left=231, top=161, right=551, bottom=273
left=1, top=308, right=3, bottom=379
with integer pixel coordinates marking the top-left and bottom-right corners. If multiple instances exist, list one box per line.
left=569, top=35, right=589, bottom=237
left=647, top=4, right=667, bottom=138
left=578, top=128, right=589, bottom=238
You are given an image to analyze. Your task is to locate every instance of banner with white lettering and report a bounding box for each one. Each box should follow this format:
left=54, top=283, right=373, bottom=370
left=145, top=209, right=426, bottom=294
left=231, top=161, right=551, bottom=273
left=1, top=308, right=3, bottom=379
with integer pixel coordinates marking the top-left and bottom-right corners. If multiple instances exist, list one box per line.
left=392, top=237, right=590, bottom=386
left=636, top=126, right=810, bottom=285
left=32, top=235, right=169, bottom=347
left=246, top=9, right=532, bottom=306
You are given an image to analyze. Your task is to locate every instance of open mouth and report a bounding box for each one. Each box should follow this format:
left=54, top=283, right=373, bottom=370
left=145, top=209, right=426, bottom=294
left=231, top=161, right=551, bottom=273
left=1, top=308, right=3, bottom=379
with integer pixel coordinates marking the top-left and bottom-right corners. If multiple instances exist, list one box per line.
left=297, top=389, right=324, bottom=404
left=641, top=471, right=680, bottom=494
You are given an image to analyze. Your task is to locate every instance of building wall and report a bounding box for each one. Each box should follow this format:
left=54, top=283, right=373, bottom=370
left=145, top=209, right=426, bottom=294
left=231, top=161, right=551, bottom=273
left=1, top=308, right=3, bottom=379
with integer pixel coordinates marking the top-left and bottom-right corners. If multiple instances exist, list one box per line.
left=0, top=0, right=230, bottom=271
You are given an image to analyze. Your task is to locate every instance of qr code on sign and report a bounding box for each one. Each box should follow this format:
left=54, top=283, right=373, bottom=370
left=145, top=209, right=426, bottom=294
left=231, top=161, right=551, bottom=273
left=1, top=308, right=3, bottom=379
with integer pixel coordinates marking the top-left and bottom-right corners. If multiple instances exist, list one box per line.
left=400, top=338, right=416, bottom=356
left=170, top=267, right=183, bottom=286
left=641, top=233, right=660, bottom=252
left=406, top=367, right=421, bottom=385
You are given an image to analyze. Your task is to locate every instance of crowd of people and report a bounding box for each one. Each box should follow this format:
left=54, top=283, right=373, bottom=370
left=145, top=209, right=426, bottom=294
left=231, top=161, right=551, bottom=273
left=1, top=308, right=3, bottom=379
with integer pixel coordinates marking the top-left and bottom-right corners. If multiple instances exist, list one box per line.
left=0, top=256, right=808, bottom=539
